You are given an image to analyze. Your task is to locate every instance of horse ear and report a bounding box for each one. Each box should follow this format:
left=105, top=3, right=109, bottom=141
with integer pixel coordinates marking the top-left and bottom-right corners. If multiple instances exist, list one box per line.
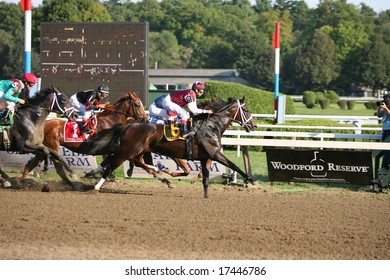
left=242, top=96, right=246, bottom=102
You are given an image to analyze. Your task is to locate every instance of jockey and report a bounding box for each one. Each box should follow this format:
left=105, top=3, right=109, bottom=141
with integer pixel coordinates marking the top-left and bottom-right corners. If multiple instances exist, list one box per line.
left=69, top=84, right=110, bottom=134
left=0, top=73, right=38, bottom=124
left=148, top=81, right=213, bottom=137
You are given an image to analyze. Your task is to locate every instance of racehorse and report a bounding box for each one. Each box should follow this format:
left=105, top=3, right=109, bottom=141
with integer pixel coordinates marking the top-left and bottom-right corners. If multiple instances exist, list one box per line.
left=0, top=87, right=78, bottom=187
left=93, top=97, right=257, bottom=198
left=21, top=92, right=148, bottom=189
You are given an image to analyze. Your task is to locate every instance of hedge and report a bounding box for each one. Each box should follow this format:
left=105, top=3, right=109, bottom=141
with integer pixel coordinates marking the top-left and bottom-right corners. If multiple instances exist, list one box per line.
left=204, top=80, right=295, bottom=114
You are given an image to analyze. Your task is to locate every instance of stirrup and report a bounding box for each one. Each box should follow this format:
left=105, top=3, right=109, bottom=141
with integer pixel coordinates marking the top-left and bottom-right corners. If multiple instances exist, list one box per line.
left=182, top=130, right=195, bottom=138
left=80, top=124, right=92, bottom=134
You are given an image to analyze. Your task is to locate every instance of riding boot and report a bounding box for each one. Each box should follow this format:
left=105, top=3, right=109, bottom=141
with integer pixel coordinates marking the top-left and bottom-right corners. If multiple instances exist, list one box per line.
left=80, top=120, right=92, bottom=134
left=181, top=121, right=195, bottom=138
left=0, top=108, right=10, bottom=125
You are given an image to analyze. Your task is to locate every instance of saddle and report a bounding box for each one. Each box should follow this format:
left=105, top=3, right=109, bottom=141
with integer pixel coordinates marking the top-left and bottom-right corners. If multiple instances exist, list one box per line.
left=64, top=116, right=97, bottom=142
left=163, top=124, right=194, bottom=160
left=163, top=124, right=185, bottom=141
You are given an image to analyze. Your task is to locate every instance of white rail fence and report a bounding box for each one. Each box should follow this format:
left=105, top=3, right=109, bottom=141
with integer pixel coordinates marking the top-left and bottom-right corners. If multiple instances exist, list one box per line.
left=222, top=124, right=390, bottom=152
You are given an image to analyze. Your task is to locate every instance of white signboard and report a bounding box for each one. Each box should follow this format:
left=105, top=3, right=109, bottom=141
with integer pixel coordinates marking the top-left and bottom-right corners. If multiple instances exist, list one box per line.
left=0, top=147, right=97, bottom=172
left=124, top=153, right=225, bottom=180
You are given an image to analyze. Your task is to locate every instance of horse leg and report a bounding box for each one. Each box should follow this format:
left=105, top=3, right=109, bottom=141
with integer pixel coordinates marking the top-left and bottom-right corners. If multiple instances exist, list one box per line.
left=22, top=154, right=45, bottom=180
left=161, top=158, right=191, bottom=177
left=94, top=154, right=127, bottom=190
left=85, top=155, right=109, bottom=178
left=0, top=167, right=11, bottom=188
left=201, top=159, right=210, bottom=198
left=126, top=159, right=135, bottom=177
left=52, top=158, right=78, bottom=191
left=22, top=144, right=77, bottom=190
left=0, top=167, right=9, bottom=179
left=133, top=154, right=174, bottom=188
left=212, top=151, right=255, bottom=184
left=84, top=165, right=104, bottom=178
left=191, top=159, right=210, bottom=183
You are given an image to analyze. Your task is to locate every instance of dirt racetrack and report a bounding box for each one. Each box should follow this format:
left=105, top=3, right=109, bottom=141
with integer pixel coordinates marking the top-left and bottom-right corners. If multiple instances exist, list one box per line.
left=0, top=176, right=389, bottom=260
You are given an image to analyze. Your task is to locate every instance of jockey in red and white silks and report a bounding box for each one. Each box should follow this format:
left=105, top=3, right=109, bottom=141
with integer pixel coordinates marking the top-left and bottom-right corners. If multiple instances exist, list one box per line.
left=148, top=81, right=213, bottom=137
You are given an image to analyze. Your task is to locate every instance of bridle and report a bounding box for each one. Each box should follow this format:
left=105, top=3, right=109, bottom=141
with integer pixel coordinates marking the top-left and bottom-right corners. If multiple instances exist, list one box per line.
left=128, top=99, right=148, bottom=122
left=101, top=95, right=148, bottom=123
left=212, top=99, right=253, bottom=130
left=21, top=89, right=76, bottom=120
left=50, top=90, right=76, bottom=119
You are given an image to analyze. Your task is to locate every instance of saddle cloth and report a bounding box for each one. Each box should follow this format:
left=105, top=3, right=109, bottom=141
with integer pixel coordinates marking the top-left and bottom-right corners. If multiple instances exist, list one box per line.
left=163, top=124, right=185, bottom=141
left=64, top=121, right=90, bottom=142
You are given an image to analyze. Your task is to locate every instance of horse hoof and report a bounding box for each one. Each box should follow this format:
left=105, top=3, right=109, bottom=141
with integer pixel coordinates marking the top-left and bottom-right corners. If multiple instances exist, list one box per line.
left=2, top=181, right=11, bottom=188
left=167, top=183, right=176, bottom=189
left=126, top=169, right=133, bottom=177
left=41, top=185, right=50, bottom=192
left=190, top=177, right=199, bottom=184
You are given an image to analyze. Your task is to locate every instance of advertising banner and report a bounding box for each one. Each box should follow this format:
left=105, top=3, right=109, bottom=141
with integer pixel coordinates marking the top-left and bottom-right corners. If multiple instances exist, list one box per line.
left=0, top=147, right=97, bottom=173
left=266, top=149, right=372, bottom=184
left=124, top=153, right=226, bottom=180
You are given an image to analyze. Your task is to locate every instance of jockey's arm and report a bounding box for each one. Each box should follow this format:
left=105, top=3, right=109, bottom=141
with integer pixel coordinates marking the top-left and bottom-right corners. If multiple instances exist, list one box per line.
left=187, top=102, right=213, bottom=115
left=86, top=101, right=109, bottom=110
left=4, top=88, right=22, bottom=104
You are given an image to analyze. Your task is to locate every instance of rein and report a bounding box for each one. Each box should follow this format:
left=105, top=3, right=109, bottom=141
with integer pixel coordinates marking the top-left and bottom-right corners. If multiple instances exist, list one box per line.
left=101, top=97, right=147, bottom=122
left=21, top=91, right=75, bottom=119
left=211, top=99, right=253, bottom=128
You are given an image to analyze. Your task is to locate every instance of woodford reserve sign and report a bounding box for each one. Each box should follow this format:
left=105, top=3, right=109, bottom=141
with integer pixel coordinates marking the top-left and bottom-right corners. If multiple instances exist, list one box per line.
left=266, top=149, right=373, bottom=184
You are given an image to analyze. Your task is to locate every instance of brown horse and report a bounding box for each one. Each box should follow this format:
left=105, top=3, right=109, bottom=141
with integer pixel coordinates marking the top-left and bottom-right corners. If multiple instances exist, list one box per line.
left=21, top=92, right=148, bottom=189
left=93, top=97, right=257, bottom=198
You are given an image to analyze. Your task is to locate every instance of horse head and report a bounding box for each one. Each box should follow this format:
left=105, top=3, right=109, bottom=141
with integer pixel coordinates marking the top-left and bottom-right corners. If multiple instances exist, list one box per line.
left=231, top=96, right=257, bottom=132
left=210, top=97, right=256, bottom=133
left=124, top=92, right=148, bottom=123
left=23, top=87, right=77, bottom=121
left=50, top=86, right=78, bottom=121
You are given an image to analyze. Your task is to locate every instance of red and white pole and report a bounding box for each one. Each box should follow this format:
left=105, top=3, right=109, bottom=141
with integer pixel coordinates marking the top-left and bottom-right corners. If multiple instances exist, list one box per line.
left=20, top=0, right=32, bottom=74
left=272, top=22, right=280, bottom=124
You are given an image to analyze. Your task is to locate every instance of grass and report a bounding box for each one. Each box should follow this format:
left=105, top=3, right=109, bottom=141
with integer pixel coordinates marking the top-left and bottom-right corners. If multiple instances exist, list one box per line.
left=293, top=100, right=378, bottom=117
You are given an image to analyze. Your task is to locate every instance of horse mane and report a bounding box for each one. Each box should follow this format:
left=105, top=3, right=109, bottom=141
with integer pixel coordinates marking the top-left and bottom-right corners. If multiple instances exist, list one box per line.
left=198, top=97, right=236, bottom=112
left=103, top=92, right=135, bottom=112
left=29, top=87, right=54, bottom=99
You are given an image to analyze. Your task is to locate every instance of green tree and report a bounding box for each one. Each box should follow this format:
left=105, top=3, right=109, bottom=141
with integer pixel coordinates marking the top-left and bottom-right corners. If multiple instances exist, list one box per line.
left=102, top=0, right=137, bottom=22
left=42, top=0, right=111, bottom=22
left=235, top=31, right=274, bottom=89
left=188, top=35, right=234, bottom=68
left=358, top=35, right=390, bottom=95
left=149, top=31, right=183, bottom=69
left=294, top=31, right=339, bottom=91
left=134, top=0, right=165, bottom=32
left=254, top=0, right=272, bottom=12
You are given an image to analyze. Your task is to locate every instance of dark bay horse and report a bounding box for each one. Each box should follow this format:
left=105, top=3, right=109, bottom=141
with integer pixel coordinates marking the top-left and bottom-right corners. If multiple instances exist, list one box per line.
left=21, top=92, right=148, bottom=189
left=0, top=87, right=78, bottom=187
left=93, top=97, right=257, bottom=198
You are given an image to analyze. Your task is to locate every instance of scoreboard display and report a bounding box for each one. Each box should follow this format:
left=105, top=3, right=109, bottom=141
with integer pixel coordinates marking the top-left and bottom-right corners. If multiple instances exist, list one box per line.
left=40, top=22, right=148, bottom=103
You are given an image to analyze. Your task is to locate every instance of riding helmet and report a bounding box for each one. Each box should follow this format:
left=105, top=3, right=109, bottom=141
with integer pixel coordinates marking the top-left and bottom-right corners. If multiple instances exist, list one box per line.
left=192, top=81, right=205, bottom=91
left=97, top=84, right=110, bottom=94
left=22, top=73, right=38, bottom=84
